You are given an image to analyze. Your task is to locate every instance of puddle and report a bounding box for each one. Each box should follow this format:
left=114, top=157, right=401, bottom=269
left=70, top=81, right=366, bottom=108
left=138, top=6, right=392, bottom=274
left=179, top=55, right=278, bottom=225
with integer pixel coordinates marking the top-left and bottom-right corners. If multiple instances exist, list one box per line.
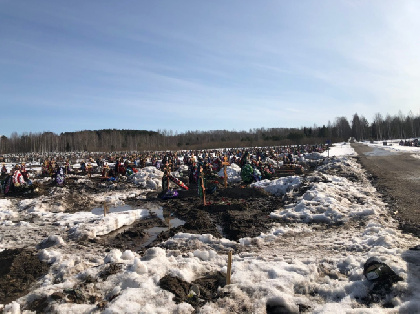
left=148, top=207, right=185, bottom=228
left=139, top=207, right=186, bottom=248
left=142, top=227, right=168, bottom=247
left=168, top=218, right=185, bottom=228
left=94, top=202, right=186, bottom=249
left=149, top=207, right=165, bottom=220
left=141, top=209, right=186, bottom=247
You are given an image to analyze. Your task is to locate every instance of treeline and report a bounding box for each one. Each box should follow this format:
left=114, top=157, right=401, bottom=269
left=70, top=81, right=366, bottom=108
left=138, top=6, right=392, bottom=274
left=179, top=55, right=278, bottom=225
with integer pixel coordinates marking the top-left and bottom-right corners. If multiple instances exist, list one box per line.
left=1, top=111, right=419, bottom=154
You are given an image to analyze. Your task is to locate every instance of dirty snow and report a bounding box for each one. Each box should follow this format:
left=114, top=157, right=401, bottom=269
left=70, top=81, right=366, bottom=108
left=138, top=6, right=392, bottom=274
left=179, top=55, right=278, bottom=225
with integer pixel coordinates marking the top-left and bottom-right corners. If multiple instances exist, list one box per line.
left=365, top=139, right=420, bottom=159
left=1, top=143, right=420, bottom=313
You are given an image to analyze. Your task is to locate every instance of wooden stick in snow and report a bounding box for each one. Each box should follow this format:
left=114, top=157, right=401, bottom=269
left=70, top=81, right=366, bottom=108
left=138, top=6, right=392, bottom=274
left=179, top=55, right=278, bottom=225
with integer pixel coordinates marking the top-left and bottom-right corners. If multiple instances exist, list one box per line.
left=104, top=202, right=109, bottom=217
left=226, top=251, right=232, bottom=285
left=222, top=156, right=230, bottom=188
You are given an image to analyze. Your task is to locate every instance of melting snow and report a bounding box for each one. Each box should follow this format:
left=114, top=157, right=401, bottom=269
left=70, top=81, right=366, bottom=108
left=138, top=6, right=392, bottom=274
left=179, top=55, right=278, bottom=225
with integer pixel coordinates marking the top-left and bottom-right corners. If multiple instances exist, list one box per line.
left=1, top=143, right=420, bottom=313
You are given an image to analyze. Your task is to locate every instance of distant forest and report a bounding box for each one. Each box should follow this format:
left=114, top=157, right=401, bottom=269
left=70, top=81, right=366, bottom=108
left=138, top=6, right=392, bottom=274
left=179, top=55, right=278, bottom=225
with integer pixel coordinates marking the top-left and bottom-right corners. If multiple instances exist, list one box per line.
left=1, top=112, right=419, bottom=154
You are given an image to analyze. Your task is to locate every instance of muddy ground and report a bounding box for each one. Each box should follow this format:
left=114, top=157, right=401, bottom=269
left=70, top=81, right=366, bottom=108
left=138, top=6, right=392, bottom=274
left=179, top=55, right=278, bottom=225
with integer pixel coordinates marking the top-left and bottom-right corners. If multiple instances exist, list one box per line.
left=104, top=184, right=284, bottom=254
left=0, top=248, right=49, bottom=305
left=4, top=147, right=416, bottom=310
left=2, top=164, right=320, bottom=308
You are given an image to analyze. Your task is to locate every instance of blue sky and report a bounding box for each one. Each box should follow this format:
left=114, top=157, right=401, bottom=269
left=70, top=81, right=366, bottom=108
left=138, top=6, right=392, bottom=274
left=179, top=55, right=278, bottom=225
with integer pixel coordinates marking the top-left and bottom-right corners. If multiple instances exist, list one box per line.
left=1, top=0, right=420, bottom=137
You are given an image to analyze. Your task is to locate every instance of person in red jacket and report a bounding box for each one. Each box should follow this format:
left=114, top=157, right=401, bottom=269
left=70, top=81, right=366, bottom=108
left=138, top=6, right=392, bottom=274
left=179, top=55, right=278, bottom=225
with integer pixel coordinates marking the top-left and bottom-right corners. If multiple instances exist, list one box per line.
left=13, top=165, right=25, bottom=187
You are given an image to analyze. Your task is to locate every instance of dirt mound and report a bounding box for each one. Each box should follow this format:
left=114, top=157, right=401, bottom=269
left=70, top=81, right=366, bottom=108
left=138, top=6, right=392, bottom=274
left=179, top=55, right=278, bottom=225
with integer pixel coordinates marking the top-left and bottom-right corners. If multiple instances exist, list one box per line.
left=0, top=248, right=50, bottom=305
left=159, top=271, right=226, bottom=309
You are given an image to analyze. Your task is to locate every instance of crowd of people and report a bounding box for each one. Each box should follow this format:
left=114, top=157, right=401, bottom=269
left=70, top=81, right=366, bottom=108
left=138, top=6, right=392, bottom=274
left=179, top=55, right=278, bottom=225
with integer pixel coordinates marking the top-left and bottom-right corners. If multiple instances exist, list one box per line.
left=0, top=162, right=34, bottom=195
left=399, top=139, right=419, bottom=146
left=0, top=144, right=328, bottom=196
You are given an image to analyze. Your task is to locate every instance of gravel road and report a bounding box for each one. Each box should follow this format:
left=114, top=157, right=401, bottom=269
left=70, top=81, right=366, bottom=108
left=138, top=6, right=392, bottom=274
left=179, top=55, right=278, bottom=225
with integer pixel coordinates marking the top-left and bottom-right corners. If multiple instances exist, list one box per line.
left=352, top=143, right=420, bottom=237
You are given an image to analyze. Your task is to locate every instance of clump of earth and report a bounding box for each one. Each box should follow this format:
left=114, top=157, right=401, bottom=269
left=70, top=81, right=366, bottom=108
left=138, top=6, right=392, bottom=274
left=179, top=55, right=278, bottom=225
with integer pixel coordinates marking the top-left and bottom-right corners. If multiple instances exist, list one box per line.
left=0, top=249, right=50, bottom=305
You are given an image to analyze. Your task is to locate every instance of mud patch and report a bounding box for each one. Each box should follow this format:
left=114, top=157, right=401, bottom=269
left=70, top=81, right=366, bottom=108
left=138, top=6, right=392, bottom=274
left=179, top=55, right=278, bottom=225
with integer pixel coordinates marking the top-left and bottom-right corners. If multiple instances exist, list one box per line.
left=98, top=216, right=164, bottom=252
left=103, top=185, right=284, bottom=253
left=0, top=248, right=50, bottom=305
left=159, top=271, right=226, bottom=309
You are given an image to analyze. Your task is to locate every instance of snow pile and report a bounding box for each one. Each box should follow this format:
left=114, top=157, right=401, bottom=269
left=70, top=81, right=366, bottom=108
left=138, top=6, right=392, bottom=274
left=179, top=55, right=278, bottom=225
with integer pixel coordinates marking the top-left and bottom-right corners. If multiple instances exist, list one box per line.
left=303, top=152, right=324, bottom=160
left=90, top=192, right=142, bottom=207
left=366, top=140, right=420, bottom=159
left=217, top=163, right=242, bottom=183
left=171, top=165, right=189, bottom=178
left=75, top=178, right=92, bottom=184
left=240, top=224, right=312, bottom=245
left=265, top=157, right=282, bottom=166
left=322, top=142, right=357, bottom=157
left=66, top=209, right=150, bottom=239
left=0, top=199, right=17, bottom=221
left=131, top=166, right=163, bottom=190
left=251, top=176, right=302, bottom=196
left=2, top=302, right=20, bottom=314
left=273, top=176, right=381, bottom=223
left=17, top=197, right=65, bottom=213
left=32, top=176, right=52, bottom=184
left=38, top=235, right=66, bottom=249
left=165, top=232, right=238, bottom=251
left=271, top=158, right=383, bottom=223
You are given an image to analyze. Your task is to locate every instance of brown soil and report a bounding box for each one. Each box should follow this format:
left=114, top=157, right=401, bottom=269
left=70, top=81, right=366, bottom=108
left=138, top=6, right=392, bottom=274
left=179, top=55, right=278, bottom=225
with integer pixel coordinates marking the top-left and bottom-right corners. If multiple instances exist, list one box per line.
left=0, top=248, right=50, bottom=305
left=159, top=271, right=228, bottom=310
left=352, top=143, right=420, bottom=237
left=101, top=184, right=286, bottom=255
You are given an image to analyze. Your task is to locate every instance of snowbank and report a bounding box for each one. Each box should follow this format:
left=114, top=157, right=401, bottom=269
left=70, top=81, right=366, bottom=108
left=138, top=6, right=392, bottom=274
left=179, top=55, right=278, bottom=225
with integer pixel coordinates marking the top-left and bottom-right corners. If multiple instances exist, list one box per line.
left=217, top=163, right=242, bottom=183
left=322, top=142, right=357, bottom=157
left=271, top=158, right=382, bottom=223
left=251, top=176, right=302, bottom=196
left=131, top=166, right=163, bottom=190
left=64, top=209, right=150, bottom=239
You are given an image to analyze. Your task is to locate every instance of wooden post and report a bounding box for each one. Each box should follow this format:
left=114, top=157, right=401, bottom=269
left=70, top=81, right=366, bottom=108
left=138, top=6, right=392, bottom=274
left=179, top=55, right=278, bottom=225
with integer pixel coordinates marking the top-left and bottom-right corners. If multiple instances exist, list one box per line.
left=165, top=161, right=171, bottom=191
left=222, top=156, right=230, bottom=188
left=104, top=202, right=109, bottom=217
left=87, top=162, right=92, bottom=178
left=199, top=165, right=206, bottom=205
left=226, top=251, right=232, bottom=285
left=201, top=175, right=206, bottom=205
